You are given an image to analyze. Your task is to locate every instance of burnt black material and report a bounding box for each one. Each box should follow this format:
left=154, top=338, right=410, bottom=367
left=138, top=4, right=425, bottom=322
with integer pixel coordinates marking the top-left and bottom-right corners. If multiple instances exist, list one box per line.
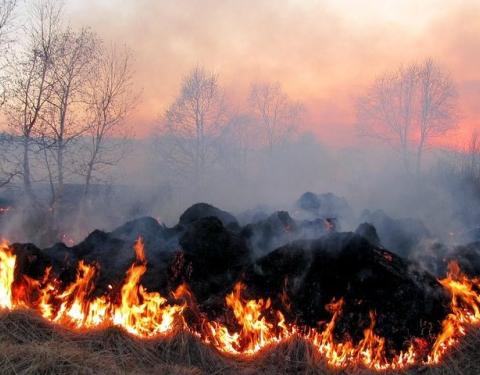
left=243, top=233, right=450, bottom=354
left=7, top=200, right=463, bottom=358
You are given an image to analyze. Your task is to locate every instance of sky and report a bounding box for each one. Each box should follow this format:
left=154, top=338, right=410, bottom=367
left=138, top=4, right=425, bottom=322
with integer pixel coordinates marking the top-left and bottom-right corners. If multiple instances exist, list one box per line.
left=64, top=0, right=480, bottom=148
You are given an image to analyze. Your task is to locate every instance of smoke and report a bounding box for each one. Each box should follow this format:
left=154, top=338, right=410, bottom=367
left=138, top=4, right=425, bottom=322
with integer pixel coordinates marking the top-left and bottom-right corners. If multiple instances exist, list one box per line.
left=0, top=1, right=478, bottom=267
left=62, top=0, right=480, bottom=141
left=1, top=122, right=479, bottom=277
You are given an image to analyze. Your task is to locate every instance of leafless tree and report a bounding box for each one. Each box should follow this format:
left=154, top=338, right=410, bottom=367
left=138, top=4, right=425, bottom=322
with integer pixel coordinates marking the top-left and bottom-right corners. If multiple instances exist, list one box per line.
left=456, top=131, right=480, bottom=182
left=160, top=66, right=226, bottom=191
left=440, top=131, right=480, bottom=196
left=416, top=59, right=457, bottom=173
left=249, top=82, right=302, bottom=154
left=0, top=0, right=15, bottom=38
left=0, top=1, right=17, bottom=186
left=357, top=59, right=457, bottom=174
left=40, top=27, right=97, bottom=209
left=0, top=0, right=16, bottom=105
left=357, top=65, right=417, bottom=172
left=0, top=133, right=20, bottom=187
left=217, top=113, right=258, bottom=179
left=79, top=43, right=136, bottom=198
left=5, top=0, right=61, bottom=201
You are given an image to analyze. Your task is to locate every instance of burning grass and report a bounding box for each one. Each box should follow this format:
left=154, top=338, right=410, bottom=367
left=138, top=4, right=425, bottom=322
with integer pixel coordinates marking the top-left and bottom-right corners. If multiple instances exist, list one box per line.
left=0, top=310, right=480, bottom=375
left=0, top=310, right=225, bottom=375
left=3, top=238, right=480, bottom=373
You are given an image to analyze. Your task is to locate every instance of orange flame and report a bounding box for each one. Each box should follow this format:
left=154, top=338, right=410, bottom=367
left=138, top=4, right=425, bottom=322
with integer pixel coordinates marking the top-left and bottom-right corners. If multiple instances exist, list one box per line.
left=112, top=240, right=185, bottom=336
left=1, top=238, right=185, bottom=336
left=0, top=240, right=15, bottom=309
left=428, top=261, right=480, bottom=363
left=0, top=238, right=480, bottom=371
left=133, top=236, right=146, bottom=263
left=205, top=282, right=291, bottom=355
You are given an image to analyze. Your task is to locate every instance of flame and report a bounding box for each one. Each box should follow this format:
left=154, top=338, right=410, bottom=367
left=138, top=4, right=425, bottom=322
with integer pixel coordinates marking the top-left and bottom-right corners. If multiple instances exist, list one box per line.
left=0, top=238, right=185, bottom=336
left=0, top=240, right=15, bottom=309
left=112, top=239, right=185, bottom=336
left=203, top=285, right=416, bottom=369
left=205, top=282, right=291, bottom=355
left=133, top=236, right=146, bottom=263
left=51, top=261, right=106, bottom=328
left=0, top=237, right=480, bottom=371
left=428, top=261, right=480, bottom=363
left=307, top=303, right=417, bottom=370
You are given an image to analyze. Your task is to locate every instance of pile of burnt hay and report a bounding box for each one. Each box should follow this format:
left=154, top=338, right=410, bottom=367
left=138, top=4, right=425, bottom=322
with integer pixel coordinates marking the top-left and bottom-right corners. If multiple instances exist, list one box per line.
left=0, top=310, right=479, bottom=375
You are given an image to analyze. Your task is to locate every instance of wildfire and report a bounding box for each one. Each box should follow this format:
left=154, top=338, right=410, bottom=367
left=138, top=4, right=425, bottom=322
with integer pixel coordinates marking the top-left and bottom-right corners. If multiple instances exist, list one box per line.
left=203, top=285, right=417, bottom=370
left=0, top=238, right=480, bottom=371
left=428, top=261, right=480, bottom=364
left=205, top=282, right=292, bottom=355
left=306, top=303, right=417, bottom=370
left=3, top=237, right=186, bottom=336
left=0, top=240, right=15, bottom=309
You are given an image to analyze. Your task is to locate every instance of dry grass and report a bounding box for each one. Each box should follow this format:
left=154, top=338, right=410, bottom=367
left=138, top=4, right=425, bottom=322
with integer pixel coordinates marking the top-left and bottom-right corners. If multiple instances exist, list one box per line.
left=0, top=310, right=478, bottom=375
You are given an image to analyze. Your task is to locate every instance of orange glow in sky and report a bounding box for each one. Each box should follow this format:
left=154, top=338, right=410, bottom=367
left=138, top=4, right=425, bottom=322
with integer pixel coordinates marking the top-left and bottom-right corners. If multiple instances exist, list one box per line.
left=67, top=0, right=479, bottom=148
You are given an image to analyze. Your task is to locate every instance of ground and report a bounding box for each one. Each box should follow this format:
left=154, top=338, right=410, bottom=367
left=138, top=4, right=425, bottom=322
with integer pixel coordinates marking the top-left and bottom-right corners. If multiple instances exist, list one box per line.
left=0, top=310, right=479, bottom=375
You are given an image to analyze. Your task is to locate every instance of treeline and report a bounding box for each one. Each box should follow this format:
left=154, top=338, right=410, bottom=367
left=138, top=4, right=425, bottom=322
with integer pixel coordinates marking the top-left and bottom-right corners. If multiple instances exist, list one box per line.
left=0, top=0, right=474, bottom=244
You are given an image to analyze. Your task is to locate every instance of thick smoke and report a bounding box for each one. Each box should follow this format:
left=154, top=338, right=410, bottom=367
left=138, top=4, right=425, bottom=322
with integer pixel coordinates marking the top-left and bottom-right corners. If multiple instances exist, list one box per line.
left=2, top=131, right=477, bottom=258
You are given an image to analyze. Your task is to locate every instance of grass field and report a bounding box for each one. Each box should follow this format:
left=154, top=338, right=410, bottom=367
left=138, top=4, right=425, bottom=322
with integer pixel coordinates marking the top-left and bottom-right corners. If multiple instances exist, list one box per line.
left=0, top=310, right=478, bottom=375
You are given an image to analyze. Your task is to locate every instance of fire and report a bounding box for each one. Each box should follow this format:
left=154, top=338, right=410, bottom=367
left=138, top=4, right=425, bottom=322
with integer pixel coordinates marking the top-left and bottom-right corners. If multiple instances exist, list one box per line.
left=205, top=282, right=291, bottom=355
left=0, top=240, right=15, bottom=309
left=112, top=237, right=185, bottom=336
left=428, top=261, right=480, bottom=363
left=51, top=261, right=106, bottom=328
left=133, top=236, right=146, bottom=263
left=1, top=238, right=480, bottom=371
left=1, top=238, right=185, bottom=336
left=307, top=302, right=417, bottom=370
left=203, top=285, right=416, bottom=369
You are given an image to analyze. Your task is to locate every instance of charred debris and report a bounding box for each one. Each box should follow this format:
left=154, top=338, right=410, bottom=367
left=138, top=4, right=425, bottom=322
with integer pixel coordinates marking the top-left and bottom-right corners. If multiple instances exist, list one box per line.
left=8, top=192, right=480, bottom=352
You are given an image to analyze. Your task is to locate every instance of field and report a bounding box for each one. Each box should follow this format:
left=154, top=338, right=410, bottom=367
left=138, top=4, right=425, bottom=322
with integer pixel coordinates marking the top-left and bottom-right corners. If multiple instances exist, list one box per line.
left=0, top=310, right=479, bottom=375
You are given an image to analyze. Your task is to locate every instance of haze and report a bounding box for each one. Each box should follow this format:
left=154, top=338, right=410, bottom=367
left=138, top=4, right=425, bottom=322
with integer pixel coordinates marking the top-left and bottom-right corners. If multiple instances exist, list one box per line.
left=64, top=0, right=480, bottom=146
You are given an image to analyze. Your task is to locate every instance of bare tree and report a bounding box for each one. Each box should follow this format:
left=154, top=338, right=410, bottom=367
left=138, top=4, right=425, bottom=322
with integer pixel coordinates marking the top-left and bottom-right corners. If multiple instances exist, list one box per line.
left=416, top=59, right=457, bottom=173
left=79, top=43, right=136, bottom=198
left=249, top=82, right=302, bottom=154
left=0, top=0, right=16, bottom=105
left=41, top=27, right=97, bottom=209
left=0, top=1, right=17, bottom=186
left=217, top=113, right=258, bottom=179
left=0, top=133, right=20, bottom=187
left=357, top=59, right=457, bottom=174
left=160, top=66, right=226, bottom=191
left=357, top=65, right=417, bottom=172
left=5, top=0, right=61, bottom=200
left=0, top=0, right=15, bottom=38
left=467, top=131, right=480, bottom=179
left=440, top=131, right=480, bottom=199
left=457, top=130, right=480, bottom=182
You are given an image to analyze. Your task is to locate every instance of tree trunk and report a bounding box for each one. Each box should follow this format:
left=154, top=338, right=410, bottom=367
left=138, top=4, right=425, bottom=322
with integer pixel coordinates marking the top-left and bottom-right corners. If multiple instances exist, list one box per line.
left=22, top=136, right=34, bottom=201
left=57, top=142, right=64, bottom=202
left=416, top=135, right=425, bottom=176
left=53, top=140, right=65, bottom=229
left=399, top=138, right=410, bottom=175
left=84, top=162, right=93, bottom=198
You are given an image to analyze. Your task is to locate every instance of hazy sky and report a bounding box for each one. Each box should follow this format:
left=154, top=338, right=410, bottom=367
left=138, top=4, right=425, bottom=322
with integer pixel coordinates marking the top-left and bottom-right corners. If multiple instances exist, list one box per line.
left=64, top=0, right=479, bottom=147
